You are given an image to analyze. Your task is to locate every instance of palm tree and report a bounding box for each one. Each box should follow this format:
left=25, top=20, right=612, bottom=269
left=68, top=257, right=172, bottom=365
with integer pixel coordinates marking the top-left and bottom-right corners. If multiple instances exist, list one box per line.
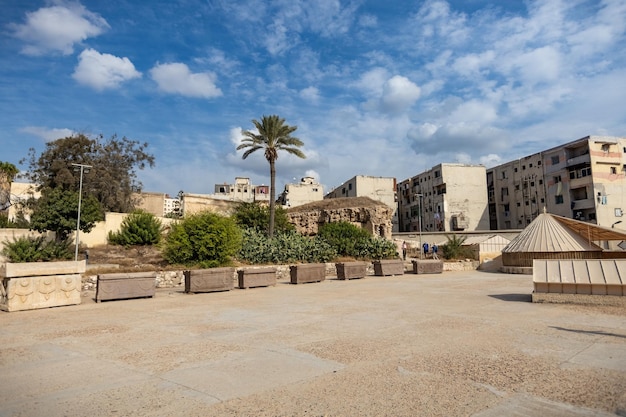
left=0, top=161, right=19, bottom=211
left=237, top=115, right=305, bottom=237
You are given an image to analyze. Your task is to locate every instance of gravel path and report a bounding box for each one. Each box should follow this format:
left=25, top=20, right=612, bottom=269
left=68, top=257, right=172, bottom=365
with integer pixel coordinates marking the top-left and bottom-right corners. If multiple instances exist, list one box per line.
left=1, top=270, right=625, bottom=416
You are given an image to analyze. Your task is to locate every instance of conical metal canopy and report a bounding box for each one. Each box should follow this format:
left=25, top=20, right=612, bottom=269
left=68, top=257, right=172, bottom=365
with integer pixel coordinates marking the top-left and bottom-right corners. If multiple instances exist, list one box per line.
left=502, top=213, right=603, bottom=253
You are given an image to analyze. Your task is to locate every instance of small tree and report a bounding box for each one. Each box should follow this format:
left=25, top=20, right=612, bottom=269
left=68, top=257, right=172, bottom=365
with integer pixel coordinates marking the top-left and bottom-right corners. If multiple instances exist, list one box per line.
left=29, top=188, right=103, bottom=242
left=233, top=202, right=294, bottom=233
left=108, top=210, right=163, bottom=246
left=163, top=211, right=242, bottom=268
left=440, top=234, right=472, bottom=260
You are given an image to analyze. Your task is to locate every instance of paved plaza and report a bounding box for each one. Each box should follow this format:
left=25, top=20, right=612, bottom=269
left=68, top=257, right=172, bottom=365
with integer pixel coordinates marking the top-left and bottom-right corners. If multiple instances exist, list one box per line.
left=1, top=269, right=625, bottom=416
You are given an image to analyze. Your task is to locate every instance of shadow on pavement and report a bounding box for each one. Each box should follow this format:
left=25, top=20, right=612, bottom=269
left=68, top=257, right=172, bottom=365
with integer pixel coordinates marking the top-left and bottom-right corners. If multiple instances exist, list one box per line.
left=488, top=293, right=532, bottom=302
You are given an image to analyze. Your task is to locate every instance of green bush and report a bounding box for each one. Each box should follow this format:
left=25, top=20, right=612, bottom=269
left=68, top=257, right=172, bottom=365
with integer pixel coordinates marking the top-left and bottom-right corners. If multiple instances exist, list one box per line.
left=162, top=211, right=242, bottom=268
left=239, top=229, right=337, bottom=264
left=1, top=236, right=73, bottom=262
left=233, top=202, right=294, bottom=234
left=317, top=221, right=396, bottom=259
left=108, top=210, right=163, bottom=246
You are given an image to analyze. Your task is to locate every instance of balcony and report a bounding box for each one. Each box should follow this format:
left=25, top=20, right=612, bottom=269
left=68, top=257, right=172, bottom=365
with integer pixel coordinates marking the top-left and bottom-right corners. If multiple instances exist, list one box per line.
left=566, top=153, right=590, bottom=167
left=571, top=198, right=595, bottom=210
left=569, top=176, right=592, bottom=190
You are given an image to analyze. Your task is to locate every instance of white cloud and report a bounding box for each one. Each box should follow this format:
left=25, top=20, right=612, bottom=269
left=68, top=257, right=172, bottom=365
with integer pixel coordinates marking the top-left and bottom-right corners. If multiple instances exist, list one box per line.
left=10, top=3, right=109, bottom=56
left=150, top=63, right=222, bottom=98
left=229, top=127, right=244, bottom=146
left=358, top=14, right=378, bottom=28
left=300, top=86, right=320, bottom=103
left=73, top=49, right=141, bottom=90
left=355, top=67, right=389, bottom=97
left=20, top=126, right=76, bottom=142
left=479, top=154, right=502, bottom=168
left=380, top=76, right=421, bottom=113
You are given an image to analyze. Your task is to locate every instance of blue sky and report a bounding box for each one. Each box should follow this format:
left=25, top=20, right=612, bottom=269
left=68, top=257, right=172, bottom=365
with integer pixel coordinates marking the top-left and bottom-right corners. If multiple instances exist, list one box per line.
left=2, top=0, right=625, bottom=197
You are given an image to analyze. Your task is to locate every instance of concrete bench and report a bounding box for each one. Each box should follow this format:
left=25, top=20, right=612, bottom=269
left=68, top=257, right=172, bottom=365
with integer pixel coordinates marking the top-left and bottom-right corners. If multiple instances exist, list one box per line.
left=184, top=267, right=235, bottom=293
left=96, top=271, right=156, bottom=302
left=335, top=262, right=368, bottom=280
left=373, top=259, right=405, bottom=276
left=237, top=267, right=277, bottom=289
left=290, top=263, right=326, bottom=284
left=412, top=259, right=443, bottom=274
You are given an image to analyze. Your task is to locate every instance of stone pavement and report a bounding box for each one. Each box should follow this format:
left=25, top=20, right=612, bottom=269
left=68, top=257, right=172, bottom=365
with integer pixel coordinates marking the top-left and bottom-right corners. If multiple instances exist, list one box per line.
left=1, top=269, right=625, bottom=417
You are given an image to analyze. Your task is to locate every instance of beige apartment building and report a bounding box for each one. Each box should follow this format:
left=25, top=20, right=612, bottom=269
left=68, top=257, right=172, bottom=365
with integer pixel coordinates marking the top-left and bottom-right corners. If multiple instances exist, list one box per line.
left=325, top=175, right=398, bottom=231
left=277, top=176, right=323, bottom=208
left=397, top=164, right=490, bottom=233
left=213, top=177, right=270, bottom=203
left=487, top=135, right=626, bottom=231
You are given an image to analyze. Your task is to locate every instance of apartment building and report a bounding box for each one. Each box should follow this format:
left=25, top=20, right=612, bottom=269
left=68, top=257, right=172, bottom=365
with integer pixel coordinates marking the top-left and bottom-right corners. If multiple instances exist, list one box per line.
left=214, top=177, right=270, bottom=203
left=325, top=175, right=398, bottom=231
left=486, top=152, right=546, bottom=229
left=277, top=176, right=323, bottom=208
left=487, top=135, right=626, bottom=231
left=397, top=164, right=489, bottom=233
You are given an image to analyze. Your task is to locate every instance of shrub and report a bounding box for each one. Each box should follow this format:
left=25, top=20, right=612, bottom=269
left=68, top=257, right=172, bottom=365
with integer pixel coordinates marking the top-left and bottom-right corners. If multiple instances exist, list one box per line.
left=317, top=221, right=370, bottom=257
left=239, top=229, right=336, bottom=264
left=162, top=211, right=242, bottom=268
left=317, top=221, right=396, bottom=260
left=233, top=202, right=294, bottom=234
left=1, top=235, right=73, bottom=262
left=108, top=210, right=163, bottom=246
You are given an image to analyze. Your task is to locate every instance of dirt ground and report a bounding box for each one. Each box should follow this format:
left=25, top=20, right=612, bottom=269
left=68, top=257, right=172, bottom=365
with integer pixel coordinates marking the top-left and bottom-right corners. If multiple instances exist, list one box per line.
left=1, top=269, right=625, bottom=417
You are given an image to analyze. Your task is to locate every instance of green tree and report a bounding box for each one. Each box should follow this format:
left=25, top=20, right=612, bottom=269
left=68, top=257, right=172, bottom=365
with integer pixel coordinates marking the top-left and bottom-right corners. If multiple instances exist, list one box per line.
left=108, top=210, right=163, bottom=246
left=29, top=187, right=103, bottom=241
left=21, top=133, right=155, bottom=213
left=233, top=201, right=294, bottom=233
left=237, top=115, right=305, bottom=237
left=0, top=161, right=19, bottom=211
left=163, top=211, right=242, bottom=268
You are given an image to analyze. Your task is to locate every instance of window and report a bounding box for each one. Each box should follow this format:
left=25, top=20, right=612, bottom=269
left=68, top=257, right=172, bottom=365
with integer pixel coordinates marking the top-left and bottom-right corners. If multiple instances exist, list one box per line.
left=348, top=183, right=353, bottom=190
left=539, top=179, right=543, bottom=185
left=342, top=188, right=346, bottom=195
left=501, top=171, right=507, bottom=179
left=514, top=167, right=518, bottom=173
left=525, top=201, right=529, bottom=206
left=555, top=195, right=564, bottom=204
left=530, top=181, right=535, bottom=187
left=522, top=165, right=526, bottom=170
left=501, top=187, right=509, bottom=196
left=538, top=160, right=542, bottom=166
left=504, top=204, right=510, bottom=212
left=434, top=170, right=440, bottom=178
left=551, top=155, right=560, bottom=164
left=515, top=184, right=520, bottom=191
left=516, top=202, right=521, bottom=207
left=541, top=198, right=545, bottom=203
left=554, top=175, right=562, bottom=183
left=312, top=188, right=318, bottom=192
left=529, top=163, right=533, bottom=168
left=610, top=167, right=617, bottom=175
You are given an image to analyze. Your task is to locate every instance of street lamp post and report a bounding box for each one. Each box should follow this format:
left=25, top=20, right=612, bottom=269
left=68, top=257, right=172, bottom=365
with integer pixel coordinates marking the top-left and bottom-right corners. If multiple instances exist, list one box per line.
left=72, top=163, right=92, bottom=261
left=612, top=220, right=623, bottom=229
left=415, top=193, right=423, bottom=259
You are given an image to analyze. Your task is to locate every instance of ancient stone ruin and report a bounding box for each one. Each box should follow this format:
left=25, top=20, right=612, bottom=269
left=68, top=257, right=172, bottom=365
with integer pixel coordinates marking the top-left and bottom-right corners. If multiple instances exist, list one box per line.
left=286, top=196, right=393, bottom=239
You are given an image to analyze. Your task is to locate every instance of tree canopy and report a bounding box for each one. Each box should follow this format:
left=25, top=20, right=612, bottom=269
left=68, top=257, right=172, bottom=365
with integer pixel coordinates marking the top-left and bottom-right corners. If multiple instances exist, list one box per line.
left=21, top=133, right=155, bottom=213
left=237, top=115, right=305, bottom=237
left=29, top=187, right=102, bottom=241
left=0, top=161, right=19, bottom=211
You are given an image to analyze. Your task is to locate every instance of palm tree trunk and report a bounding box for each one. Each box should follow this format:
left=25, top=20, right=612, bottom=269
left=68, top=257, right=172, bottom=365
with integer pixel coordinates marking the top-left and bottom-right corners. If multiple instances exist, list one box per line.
left=268, top=158, right=276, bottom=237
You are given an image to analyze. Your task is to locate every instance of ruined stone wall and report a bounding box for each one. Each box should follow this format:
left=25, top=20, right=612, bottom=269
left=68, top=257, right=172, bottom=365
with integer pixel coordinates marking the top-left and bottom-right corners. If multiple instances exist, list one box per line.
left=287, top=205, right=393, bottom=239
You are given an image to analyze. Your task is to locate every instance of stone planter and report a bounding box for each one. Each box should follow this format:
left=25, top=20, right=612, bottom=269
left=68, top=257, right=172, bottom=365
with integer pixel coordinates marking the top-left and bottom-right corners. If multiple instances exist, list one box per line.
left=0, top=260, right=85, bottom=312
left=412, top=259, right=443, bottom=274
left=96, top=271, right=156, bottom=302
left=373, top=259, right=405, bottom=276
left=290, top=263, right=326, bottom=284
left=237, top=267, right=277, bottom=289
left=184, top=268, right=235, bottom=293
left=335, top=262, right=368, bottom=280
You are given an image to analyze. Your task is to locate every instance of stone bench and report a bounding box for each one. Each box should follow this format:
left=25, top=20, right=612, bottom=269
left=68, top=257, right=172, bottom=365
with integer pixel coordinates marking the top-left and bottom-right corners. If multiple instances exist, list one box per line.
left=290, top=263, right=326, bottom=284
left=0, top=260, right=85, bottom=312
left=373, top=259, right=405, bottom=276
left=184, top=267, right=235, bottom=293
left=96, top=271, right=156, bottom=302
left=412, top=259, right=443, bottom=274
left=237, top=267, right=277, bottom=289
left=335, top=262, right=368, bottom=280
